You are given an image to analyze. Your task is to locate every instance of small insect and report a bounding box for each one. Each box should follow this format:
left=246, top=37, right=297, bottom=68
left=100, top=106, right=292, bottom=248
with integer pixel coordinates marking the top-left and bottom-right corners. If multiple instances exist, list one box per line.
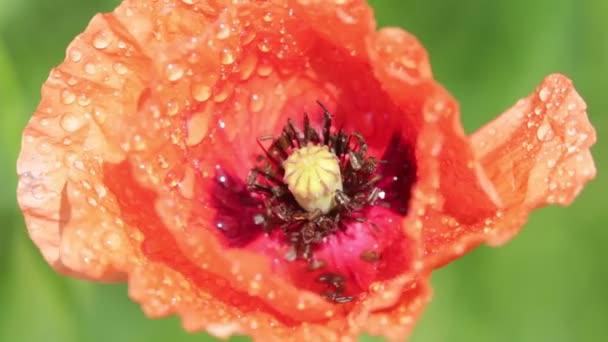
left=360, top=250, right=381, bottom=263
left=318, top=273, right=354, bottom=303
left=322, top=291, right=354, bottom=304
left=317, top=273, right=345, bottom=291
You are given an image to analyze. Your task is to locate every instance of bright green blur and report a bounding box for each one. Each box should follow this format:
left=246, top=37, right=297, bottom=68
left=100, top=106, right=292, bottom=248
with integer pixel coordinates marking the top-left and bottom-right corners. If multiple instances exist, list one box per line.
left=0, top=0, right=606, bottom=341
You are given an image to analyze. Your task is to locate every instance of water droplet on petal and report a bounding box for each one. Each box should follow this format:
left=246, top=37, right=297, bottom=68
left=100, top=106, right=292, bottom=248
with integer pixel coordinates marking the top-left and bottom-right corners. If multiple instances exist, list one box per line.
left=31, top=184, right=46, bottom=200
left=61, top=89, right=76, bottom=104
left=191, top=83, right=212, bottom=102
left=249, top=93, right=264, bottom=112
left=239, top=53, right=258, bottom=80
left=103, top=231, right=122, bottom=250
left=95, top=183, right=107, bottom=198
left=539, top=87, right=551, bottom=102
left=70, top=49, right=82, bottom=62
left=257, top=64, right=273, bottom=77
left=257, top=38, right=272, bottom=52
left=60, top=112, right=85, bottom=132
left=166, top=64, right=184, bottom=82
left=566, top=126, right=577, bottom=136
left=220, top=48, right=235, bottom=65
left=93, top=30, right=113, bottom=49
left=536, top=121, right=555, bottom=142
left=216, top=23, right=230, bottom=39
left=166, top=101, right=180, bottom=116
left=335, top=8, right=356, bottom=24
left=88, top=197, right=98, bottom=207
left=84, top=63, right=97, bottom=75
left=113, top=62, right=128, bottom=75
left=77, top=94, right=91, bottom=107
left=187, top=111, right=209, bottom=146
left=213, top=86, right=232, bottom=103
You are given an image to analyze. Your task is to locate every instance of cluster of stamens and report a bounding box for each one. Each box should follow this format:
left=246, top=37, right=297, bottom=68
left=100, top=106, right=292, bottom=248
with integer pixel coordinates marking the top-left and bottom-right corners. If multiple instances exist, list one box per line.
left=247, top=102, right=383, bottom=302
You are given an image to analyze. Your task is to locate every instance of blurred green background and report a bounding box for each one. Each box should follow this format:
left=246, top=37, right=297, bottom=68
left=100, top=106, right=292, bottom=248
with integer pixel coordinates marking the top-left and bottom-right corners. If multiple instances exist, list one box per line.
left=0, top=0, right=606, bottom=341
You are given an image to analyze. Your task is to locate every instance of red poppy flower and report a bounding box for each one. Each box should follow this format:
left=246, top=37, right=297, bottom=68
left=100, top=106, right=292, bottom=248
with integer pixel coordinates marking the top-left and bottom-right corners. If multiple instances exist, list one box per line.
left=17, top=0, right=596, bottom=341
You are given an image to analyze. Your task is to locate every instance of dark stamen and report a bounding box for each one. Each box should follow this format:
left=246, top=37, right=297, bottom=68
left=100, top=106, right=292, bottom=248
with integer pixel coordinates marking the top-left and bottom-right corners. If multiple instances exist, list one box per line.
left=248, top=102, right=385, bottom=304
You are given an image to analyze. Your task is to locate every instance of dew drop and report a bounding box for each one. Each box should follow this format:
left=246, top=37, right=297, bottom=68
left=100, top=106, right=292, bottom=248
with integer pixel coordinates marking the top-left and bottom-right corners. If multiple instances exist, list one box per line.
left=87, top=197, right=98, bottom=207
left=257, top=64, right=273, bottom=77
left=93, top=30, right=113, bottom=49
left=213, top=86, right=232, bottom=103
left=166, top=101, right=180, bottom=116
left=77, top=94, right=91, bottom=107
left=220, top=48, right=235, bottom=65
left=69, top=49, right=82, bottom=62
left=103, top=231, right=122, bottom=250
left=186, top=111, right=209, bottom=146
left=257, top=38, right=272, bottom=52
left=239, top=53, right=258, bottom=80
left=539, top=87, right=551, bottom=102
left=166, top=64, right=184, bottom=82
left=191, top=83, right=212, bottom=102
left=249, top=93, right=264, bottom=112
left=61, top=89, right=76, bottom=104
left=216, top=23, right=230, bottom=40
left=241, top=29, right=256, bottom=45
left=60, top=112, right=85, bottom=132
left=335, top=8, right=356, bottom=24
left=84, top=63, right=97, bottom=75
left=536, top=121, right=555, bottom=142
left=31, top=184, right=46, bottom=200
left=95, top=183, right=107, bottom=198
left=113, top=62, right=128, bottom=75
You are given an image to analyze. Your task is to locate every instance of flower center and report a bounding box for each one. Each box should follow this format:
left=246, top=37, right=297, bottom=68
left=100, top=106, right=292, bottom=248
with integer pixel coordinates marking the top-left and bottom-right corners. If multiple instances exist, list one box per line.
left=247, top=102, right=382, bottom=264
left=283, top=144, right=343, bottom=214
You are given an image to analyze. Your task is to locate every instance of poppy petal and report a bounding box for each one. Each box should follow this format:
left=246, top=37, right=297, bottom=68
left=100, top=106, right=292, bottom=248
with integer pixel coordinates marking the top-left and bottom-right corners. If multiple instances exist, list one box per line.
left=471, top=74, right=596, bottom=243
left=422, top=74, right=596, bottom=268
left=364, top=26, right=505, bottom=266
left=16, top=11, right=150, bottom=279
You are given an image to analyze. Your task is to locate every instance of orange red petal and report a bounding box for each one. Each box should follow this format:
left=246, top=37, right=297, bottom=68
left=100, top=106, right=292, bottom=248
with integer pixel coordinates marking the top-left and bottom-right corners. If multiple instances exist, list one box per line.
left=422, top=74, right=596, bottom=269
left=17, top=0, right=596, bottom=341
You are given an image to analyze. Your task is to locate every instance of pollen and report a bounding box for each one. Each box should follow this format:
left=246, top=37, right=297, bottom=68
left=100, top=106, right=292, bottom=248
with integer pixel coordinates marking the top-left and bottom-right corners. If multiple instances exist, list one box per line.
left=283, top=144, right=343, bottom=214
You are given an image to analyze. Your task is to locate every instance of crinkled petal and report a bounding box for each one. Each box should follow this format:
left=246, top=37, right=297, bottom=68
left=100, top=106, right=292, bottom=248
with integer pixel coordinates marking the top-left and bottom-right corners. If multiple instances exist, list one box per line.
left=422, top=74, right=596, bottom=268
left=364, top=24, right=502, bottom=266
left=17, top=10, right=150, bottom=279
left=471, top=74, right=596, bottom=241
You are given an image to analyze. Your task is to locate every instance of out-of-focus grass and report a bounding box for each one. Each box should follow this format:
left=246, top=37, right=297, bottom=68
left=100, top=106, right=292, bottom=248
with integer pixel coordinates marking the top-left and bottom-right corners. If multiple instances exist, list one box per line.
left=0, top=0, right=606, bottom=341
